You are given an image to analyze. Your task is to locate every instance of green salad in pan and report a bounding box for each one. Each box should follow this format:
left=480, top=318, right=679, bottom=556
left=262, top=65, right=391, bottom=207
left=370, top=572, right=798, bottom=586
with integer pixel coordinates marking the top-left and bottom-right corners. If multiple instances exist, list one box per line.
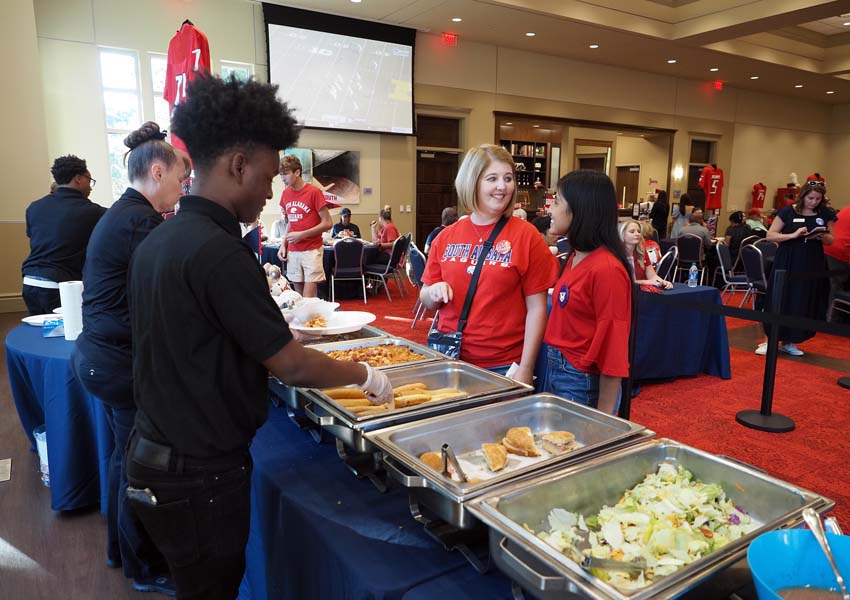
left=534, top=462, right=759, bottom=588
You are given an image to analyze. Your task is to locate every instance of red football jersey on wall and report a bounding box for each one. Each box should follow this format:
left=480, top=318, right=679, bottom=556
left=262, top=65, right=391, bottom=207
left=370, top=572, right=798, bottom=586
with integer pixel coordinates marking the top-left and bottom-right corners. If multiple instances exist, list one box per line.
left=698, top=165, right=724, bottom=210
left=751, top=183, right=766, bottom=209
left=164, top=22, right=210, bottom=155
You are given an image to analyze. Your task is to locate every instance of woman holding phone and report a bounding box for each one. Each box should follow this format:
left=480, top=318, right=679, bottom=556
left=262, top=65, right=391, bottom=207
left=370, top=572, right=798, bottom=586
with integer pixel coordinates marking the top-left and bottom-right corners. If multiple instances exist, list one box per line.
left=755, top=180, right=836, bottom=356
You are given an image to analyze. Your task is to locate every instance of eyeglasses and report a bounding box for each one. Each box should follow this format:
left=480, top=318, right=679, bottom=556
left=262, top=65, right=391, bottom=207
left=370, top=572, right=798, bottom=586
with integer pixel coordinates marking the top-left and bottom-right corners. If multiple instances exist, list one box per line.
left=80, top=174, right=96, bottom=188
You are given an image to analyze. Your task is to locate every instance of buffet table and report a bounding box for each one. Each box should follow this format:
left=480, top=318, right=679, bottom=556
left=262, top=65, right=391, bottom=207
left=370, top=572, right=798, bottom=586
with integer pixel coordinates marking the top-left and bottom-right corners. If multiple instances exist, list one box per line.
left=5, top=324, right=112, bottom=511
left=238, top=405, right=514, bottom=599
left=634, top=284, right=731, bottom=381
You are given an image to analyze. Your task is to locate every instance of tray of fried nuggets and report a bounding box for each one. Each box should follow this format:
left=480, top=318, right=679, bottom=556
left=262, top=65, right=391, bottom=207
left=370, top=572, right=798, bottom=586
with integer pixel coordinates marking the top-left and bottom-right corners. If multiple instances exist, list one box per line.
left=307, top=337, right=444, bottom=369
left=308, top=360, right=532, bottom=423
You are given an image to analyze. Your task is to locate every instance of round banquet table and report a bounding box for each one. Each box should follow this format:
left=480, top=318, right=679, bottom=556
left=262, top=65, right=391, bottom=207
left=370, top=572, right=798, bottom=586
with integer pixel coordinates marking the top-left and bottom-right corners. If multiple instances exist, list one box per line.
left=5, top=324, right=112, bottom=511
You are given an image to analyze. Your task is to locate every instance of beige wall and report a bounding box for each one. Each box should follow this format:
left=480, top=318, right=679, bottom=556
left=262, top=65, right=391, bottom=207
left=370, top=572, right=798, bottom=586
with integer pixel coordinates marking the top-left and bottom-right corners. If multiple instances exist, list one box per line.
left=615, top=136, right=671, bottom=200
left=4, top=2, right=850, bottom=309
left=1, top=0, right=50, bottom=310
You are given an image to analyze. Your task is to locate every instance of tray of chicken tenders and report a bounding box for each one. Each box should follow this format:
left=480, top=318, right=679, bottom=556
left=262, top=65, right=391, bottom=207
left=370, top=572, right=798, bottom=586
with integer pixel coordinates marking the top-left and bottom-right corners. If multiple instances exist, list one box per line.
left=366, top=394, right=654, bottom=529
left=301, top=360, right=532, bottom=454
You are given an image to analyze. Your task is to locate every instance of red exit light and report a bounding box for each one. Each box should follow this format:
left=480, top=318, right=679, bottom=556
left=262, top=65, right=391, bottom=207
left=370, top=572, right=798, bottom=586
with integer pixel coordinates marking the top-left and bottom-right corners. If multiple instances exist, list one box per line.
left=713, top=80, right=723, bottom=91
left=441, top=32, right=458, bottom=46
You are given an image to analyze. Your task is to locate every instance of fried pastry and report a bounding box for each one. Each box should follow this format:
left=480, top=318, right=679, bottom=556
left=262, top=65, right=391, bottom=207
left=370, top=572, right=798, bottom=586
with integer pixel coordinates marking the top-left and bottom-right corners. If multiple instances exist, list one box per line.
left=481, top=443, right=508, bottom=472
left=419, top=451, right=443, bottom=471
left=541, top=431, right=578, bottom=455
left=502, top=426, right=540, bottom=457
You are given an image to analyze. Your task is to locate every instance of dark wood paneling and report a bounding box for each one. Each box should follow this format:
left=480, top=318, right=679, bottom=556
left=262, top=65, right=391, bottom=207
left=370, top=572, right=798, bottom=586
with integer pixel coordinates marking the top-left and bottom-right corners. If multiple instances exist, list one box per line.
left=416, top=116, right=460, bottom=148
left=416, top=150, right=458, bottom=246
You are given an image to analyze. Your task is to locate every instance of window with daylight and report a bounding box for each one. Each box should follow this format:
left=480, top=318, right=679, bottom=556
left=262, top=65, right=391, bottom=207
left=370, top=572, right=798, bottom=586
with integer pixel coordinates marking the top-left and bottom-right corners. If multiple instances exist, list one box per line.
left=220, top=60, right=254, bottom=82
left=150, top=53, right=171, bottom=132
left=99, top=48, right=142, bottom=199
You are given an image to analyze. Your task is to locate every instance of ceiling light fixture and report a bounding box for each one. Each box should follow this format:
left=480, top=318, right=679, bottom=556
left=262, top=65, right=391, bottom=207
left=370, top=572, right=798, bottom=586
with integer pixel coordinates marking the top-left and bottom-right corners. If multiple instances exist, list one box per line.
left=750, top=75, right=759, bottom=80
left=667, top=59, right=677, bottom=64
left=350, top=0, right=362, bottom=3
left=589, top=44, right=599, bottom=49
left=505, top=122, right=513, bottom=125
left=452, top=17, right=462, bottom=22
left=525, top=32, right=536, bottom=37
left=709, top=67, right=719, bottom=72
left=827, top=91, right=835, bottom=95
left=795, top=84, right=804, bottom=88
left=844, top=21, right=850, bottom=26
left=532, top=124, right=540, bottom=127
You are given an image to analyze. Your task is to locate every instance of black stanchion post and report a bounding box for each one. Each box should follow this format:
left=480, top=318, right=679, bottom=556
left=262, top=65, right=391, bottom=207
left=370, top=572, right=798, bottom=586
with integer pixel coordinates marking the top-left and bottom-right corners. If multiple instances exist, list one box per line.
left=618, top=282, right=639, bottom=421
left=736, top=269, right=795, bottom=432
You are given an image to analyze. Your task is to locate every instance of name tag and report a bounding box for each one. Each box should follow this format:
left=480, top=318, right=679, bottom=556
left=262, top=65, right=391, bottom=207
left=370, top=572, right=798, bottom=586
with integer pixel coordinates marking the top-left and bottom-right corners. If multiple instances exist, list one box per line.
left=792, top=218, right=805, bottom=223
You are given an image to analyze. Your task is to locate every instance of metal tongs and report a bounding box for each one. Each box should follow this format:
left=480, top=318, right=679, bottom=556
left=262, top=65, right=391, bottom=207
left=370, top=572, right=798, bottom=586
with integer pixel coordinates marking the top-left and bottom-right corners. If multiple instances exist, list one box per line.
left=567, top=529, right=647, bottom=575
left=441, top=443, right=469, bottom=483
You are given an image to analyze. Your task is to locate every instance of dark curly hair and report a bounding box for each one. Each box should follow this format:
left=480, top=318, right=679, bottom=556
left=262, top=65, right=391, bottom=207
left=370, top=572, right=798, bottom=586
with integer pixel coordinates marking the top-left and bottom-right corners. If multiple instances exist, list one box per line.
left=171, top=74, right=300, bottom=170
left=50, top=155, right=88, bottom=185
left=124, top=121, right=177, bottom=183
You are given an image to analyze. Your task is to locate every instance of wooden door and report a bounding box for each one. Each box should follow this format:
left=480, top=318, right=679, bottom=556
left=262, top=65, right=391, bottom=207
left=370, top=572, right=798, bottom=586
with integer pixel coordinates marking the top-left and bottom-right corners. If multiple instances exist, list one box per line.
left=615, top=165, right=640, bottom=208
left=416, top=151, right=458, bottom=247
left=578, top=156, right=606, bottom=172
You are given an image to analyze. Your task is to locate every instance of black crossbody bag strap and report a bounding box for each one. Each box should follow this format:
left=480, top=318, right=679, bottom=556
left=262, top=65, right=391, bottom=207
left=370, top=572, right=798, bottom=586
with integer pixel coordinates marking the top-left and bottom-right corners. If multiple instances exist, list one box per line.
left=455, top=216, right=509, bottom=334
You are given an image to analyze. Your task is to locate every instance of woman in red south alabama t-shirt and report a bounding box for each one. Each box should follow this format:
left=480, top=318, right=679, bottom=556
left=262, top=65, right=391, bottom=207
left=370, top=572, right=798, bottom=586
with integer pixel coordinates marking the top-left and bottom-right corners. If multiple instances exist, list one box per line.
left=541, top=170, right=633, bottom=415
left=420, top=145, right=558, bottom=385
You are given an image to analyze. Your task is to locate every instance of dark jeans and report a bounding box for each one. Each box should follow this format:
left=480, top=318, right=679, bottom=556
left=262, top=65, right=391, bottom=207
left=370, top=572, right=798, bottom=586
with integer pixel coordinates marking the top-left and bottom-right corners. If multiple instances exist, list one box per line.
left=71, top=347, right=165, bottom=579
left=22, top=284, right=60, bottom=316
left=126, top=433, right=252, bottom=600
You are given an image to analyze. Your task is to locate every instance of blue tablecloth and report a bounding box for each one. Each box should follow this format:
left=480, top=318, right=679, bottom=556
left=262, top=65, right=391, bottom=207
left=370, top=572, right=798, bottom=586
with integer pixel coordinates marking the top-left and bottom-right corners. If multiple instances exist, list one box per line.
left=238, top=406, right=513, bottom=599
left=5, top=324, right=112, bottom=511
left=634, top=283, right=731, bottom=381
left=261, top=244, right=282, bottom=268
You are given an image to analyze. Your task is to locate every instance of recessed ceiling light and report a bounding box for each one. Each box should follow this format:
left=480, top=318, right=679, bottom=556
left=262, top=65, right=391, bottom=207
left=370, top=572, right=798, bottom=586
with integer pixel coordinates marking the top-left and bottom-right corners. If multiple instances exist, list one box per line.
left=750, top=75, right=759, bottom=80
left=827, top=91, right=835, bottom=95
left=795, top=84, right=804, bottom=88
left=589, top=44, right=599, bottom=49
left=640, top=134, right=645, bottom=137
left=350, top=0, right=362, bottom=3
left=505, top=122, right=513, bottom=125
left=532, top=124, right=540, bottom=128
left=451, top=17, right=462, bottom=22
left=525, top=32, right=536, bottom=37
left=617, top=132, right=622, bottom=135
left=844, top=21, right=850, bottom=26
left=667, top=59, right=677, bottom=64
left=709, top=67, right=719, bottom=72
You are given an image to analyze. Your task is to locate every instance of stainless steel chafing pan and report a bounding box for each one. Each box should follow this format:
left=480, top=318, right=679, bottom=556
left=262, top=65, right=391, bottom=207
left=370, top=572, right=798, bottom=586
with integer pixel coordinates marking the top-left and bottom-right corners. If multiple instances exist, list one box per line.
left=468, top=438, right=834, bottom=600
left=268, top=325, right=388, bottom=411
left=303, top=360, right=532, bottom=455
left=368, top=394, right=653, bottom=529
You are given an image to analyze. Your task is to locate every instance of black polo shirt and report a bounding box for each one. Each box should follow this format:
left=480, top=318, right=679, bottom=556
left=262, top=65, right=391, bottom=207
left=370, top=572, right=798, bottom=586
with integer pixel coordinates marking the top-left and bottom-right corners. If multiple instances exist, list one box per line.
left=22, top=187, right=106, bottom=282
left=129, top=195, right=293, bottom=458
left=332, top=222, right=361, bottom=238
left=76, top=188, right=163, bottom=374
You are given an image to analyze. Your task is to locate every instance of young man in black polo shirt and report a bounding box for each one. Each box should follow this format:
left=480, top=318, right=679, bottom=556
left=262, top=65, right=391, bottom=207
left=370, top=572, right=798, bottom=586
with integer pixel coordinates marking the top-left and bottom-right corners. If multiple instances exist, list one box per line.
left=125, top=75, right=393, bottom=599
left=21, top=155, right=105, bottom=315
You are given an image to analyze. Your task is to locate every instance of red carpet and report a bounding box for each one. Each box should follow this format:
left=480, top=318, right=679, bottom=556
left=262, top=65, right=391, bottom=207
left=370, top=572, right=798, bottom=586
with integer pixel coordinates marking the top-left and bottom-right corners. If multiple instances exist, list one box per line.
left=336, top=283, right=850, bottom=527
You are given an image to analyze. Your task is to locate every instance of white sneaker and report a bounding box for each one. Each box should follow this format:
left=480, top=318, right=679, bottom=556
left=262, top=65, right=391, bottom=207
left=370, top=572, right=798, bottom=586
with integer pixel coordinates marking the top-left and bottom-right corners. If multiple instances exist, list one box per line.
left=755, top=342, right=767, bottom=356
left=780, top=343, right=804, bottom=356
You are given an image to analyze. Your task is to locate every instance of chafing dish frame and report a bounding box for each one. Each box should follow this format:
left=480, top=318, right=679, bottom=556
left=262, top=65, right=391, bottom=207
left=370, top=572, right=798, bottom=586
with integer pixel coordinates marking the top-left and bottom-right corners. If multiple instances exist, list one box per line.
left=467, top=438, right=834, bottom=600
left=369, top=394, right=653, bottom=530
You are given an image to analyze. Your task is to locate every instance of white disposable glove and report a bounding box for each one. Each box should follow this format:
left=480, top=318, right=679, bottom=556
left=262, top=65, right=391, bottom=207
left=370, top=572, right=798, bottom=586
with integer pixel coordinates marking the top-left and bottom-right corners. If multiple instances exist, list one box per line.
left=357, top=362, right=393, bottom=405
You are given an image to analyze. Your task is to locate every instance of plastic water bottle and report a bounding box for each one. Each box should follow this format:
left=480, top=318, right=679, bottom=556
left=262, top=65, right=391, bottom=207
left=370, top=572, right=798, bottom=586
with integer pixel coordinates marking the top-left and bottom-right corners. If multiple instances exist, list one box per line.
left=688, top=263, right=699, bottom=288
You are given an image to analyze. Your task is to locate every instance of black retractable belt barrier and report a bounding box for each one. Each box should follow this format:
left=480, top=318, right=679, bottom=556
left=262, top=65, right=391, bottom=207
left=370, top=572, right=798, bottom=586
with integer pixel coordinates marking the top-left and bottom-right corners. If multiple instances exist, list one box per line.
left=630, top=264, right=850, bottom=433
left=735, top=269, right=795, bottom=432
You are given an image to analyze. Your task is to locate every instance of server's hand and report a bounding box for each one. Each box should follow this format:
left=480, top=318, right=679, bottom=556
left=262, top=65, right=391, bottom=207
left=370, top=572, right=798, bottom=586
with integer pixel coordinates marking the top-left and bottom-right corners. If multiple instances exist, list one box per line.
left=358, top=363, right=393, bottom=404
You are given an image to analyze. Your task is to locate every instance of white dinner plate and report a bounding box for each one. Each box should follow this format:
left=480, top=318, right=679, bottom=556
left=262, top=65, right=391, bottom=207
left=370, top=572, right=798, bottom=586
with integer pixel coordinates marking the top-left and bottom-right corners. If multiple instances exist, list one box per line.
left=289, top=311, right=376, bottom=335
left=52, top=307, right=63, bottom=314
left=22, top=314, right=62, bottom=327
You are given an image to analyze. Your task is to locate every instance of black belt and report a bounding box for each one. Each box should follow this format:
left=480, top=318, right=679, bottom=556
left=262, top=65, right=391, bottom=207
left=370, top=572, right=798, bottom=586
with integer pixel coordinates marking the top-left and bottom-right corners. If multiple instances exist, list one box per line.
left=128, top=430, right=248, bottom=474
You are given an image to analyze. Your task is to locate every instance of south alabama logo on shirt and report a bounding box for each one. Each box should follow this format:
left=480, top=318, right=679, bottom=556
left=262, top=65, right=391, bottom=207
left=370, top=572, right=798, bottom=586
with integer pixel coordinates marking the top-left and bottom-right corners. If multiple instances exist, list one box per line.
left=440, top=239, right=512, bottom=271
left=286, top=201, right=312, bottom=223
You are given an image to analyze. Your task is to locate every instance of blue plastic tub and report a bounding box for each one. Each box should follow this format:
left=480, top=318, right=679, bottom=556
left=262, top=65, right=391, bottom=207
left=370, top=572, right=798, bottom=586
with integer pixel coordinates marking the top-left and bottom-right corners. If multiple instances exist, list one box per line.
left=748, top=528, right=850, bottom=599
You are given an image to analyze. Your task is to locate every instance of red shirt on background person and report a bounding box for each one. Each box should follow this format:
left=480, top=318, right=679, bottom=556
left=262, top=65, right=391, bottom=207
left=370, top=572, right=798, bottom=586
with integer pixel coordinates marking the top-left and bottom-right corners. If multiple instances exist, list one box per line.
left=278, top=155, right=332, bottom=297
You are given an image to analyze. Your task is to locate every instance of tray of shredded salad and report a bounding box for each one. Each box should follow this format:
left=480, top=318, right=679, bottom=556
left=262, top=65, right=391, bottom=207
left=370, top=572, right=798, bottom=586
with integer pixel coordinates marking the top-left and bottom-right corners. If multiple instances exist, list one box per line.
left=534, top=462, right=758, bottom=589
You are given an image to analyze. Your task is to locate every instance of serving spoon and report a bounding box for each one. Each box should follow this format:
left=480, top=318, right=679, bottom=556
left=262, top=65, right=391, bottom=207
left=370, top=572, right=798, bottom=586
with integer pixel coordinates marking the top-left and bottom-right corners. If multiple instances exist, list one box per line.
left=802, top=507, right=850, bottom=600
